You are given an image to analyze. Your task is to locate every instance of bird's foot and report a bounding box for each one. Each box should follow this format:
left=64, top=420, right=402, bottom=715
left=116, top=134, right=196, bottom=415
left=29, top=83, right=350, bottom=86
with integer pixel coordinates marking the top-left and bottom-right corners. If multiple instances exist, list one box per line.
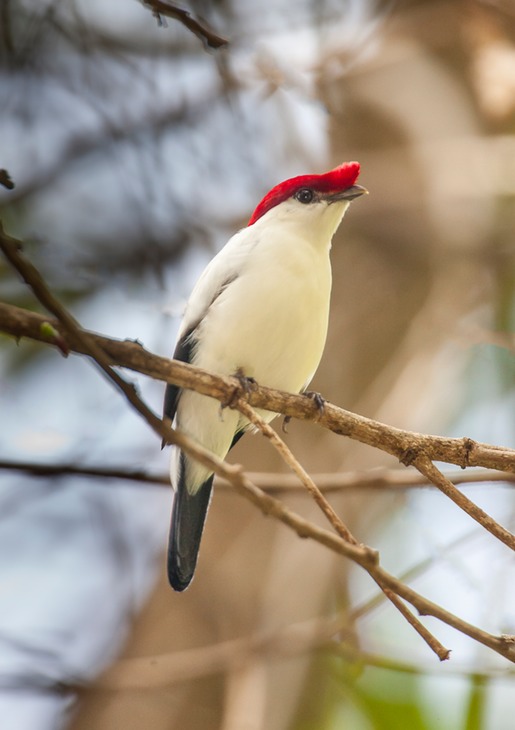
left=304, top=390, right=326, bottom=418
left=235, top=368, right=257, bottom=395
left=222, top=369, right=257, bottom=409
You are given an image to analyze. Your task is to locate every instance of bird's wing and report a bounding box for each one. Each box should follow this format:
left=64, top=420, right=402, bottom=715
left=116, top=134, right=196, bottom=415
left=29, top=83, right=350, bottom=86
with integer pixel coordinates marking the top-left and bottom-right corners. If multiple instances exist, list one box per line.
left=163, top=326, right=197, bottom=426
left=163, top=227, right=253, bottom=425
left=177, top=227, right=253, bottom=341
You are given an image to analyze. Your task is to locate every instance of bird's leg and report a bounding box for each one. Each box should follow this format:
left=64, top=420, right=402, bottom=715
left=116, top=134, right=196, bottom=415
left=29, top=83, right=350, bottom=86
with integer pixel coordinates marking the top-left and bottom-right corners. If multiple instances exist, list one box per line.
left=221, top=368, right=257, bottom=411
left=285, top=389, right=324, bottom=430
left=235, top=368, right=257, bottom=395
left=303, top=390, right=326, bottom=418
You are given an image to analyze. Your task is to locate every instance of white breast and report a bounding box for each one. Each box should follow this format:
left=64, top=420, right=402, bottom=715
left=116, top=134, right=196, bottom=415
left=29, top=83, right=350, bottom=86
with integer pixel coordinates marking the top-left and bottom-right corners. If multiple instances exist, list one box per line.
left=194, top=227, right=332, bottom=394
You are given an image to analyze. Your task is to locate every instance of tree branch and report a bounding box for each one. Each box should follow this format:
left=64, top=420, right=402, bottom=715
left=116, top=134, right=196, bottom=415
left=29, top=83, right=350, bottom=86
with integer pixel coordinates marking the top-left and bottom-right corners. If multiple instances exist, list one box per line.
left=2, top=224, right=515, bottom=663
left=1, top=300, right=514, bottom=477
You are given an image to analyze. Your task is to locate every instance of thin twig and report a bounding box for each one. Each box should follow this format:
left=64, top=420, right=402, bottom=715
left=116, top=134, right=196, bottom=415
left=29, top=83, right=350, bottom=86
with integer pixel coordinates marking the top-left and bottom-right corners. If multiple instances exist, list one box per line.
left=414, top=454, right=515, bottom=550
left=236, top=400, right=358, bottom=544
left=237, top=400, right=450, bottom=661
left=0, top=459, right=170, bottom=486
left=142, top=0, right=229, bottom=49
left=378, top=587, right=450, bottom=660
left=0, top=457, right=512, bottom=493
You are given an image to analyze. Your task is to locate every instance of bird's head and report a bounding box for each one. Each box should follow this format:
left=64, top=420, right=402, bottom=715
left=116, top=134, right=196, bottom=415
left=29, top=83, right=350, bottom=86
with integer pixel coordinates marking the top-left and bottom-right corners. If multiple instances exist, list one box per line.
left=248, top=161, right=367, bottom=242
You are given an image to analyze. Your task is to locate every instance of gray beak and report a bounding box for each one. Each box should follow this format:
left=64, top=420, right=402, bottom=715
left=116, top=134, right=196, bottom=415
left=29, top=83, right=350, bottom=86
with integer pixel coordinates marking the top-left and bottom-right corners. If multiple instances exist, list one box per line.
left=325, top=184, right=368, bottom=203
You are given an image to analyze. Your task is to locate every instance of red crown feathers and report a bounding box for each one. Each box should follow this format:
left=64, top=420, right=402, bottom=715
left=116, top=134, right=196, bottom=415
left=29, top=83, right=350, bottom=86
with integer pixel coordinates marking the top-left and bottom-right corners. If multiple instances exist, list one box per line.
left=248, top=161, right=361, bottom=226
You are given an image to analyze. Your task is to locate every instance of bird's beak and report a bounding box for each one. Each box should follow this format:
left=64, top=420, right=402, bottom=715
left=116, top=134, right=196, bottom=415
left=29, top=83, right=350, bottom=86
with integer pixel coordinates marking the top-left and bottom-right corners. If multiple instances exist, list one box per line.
left=325, top=184, right=368, bottom=203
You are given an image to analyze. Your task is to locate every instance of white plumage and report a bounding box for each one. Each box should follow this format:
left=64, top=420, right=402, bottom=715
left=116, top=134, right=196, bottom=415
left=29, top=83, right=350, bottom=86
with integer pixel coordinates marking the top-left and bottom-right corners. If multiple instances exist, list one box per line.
left=174, top=198, right=349, bottom=492
left=165, top=161, right=366, bottom=590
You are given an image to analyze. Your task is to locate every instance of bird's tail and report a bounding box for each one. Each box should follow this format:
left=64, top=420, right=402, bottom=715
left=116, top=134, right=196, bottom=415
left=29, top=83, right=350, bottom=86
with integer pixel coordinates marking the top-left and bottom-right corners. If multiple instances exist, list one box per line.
left=167, top=453, right=214, bottom=591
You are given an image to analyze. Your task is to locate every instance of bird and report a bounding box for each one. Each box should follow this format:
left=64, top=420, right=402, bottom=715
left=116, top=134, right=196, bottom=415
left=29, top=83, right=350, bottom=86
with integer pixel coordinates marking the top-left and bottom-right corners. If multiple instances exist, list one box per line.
left=164, top=161, right=367, bottom=591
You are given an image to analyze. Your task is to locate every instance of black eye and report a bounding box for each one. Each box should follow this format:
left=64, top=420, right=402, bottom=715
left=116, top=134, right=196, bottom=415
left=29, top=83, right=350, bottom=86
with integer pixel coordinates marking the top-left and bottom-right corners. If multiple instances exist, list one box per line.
left=295, top=188, right=314, bottom=204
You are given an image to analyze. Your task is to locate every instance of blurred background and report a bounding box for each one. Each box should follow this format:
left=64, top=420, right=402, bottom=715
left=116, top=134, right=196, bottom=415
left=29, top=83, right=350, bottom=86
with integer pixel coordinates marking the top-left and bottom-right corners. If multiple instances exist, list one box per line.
left=1, top=0, right=514, bottom=728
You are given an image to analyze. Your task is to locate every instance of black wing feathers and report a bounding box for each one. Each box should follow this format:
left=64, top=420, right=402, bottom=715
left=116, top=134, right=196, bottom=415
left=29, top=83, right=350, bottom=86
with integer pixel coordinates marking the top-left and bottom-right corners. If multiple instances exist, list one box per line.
left=163, top=327, right=197, bottom=425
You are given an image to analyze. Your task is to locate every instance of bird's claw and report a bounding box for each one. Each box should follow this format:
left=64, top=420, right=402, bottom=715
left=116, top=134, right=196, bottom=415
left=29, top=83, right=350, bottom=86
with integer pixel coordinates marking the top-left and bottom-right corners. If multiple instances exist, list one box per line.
left=304, top=390, right=325, bottom=417
left=222, top=369, right=257, bottom=409
left=235, top=369, right=257, bottom=396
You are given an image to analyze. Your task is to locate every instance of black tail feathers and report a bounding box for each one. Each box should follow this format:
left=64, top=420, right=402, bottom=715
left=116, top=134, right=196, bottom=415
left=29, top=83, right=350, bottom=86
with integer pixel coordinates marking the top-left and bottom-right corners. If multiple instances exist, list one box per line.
left=167, top=461, right=214, bottom=591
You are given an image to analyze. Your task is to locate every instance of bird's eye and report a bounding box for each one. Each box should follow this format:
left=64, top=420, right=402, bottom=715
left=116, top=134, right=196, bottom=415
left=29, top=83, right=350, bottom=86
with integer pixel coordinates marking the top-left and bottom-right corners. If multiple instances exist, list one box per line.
left=295, top=188, right=314, bottom=204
